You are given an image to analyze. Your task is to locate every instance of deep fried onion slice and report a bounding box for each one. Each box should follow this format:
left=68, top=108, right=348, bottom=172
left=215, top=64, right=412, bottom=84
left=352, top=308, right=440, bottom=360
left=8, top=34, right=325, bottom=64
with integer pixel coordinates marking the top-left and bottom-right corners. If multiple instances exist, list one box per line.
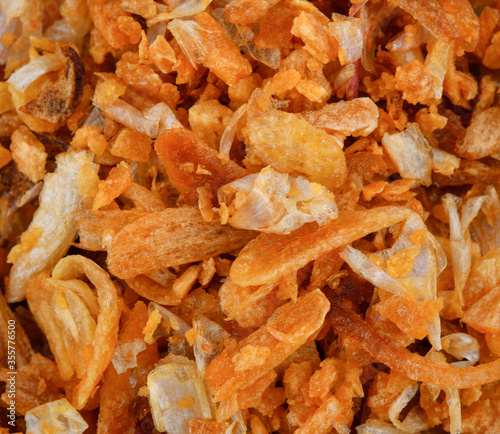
left=155, top=127, right=248, bottom=205
left=26, top=256, right=121, bottom=410
left=230, top=206, right=411, bottom=286
left=328, top=301, right=500, bottom=388
left=107, top=207, right=256, bottom=279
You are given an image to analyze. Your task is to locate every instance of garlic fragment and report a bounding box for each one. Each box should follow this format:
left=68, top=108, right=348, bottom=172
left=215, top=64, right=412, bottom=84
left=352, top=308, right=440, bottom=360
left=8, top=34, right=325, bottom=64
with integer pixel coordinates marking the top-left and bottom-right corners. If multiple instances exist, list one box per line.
left=218, top=166, right=338, bottom=234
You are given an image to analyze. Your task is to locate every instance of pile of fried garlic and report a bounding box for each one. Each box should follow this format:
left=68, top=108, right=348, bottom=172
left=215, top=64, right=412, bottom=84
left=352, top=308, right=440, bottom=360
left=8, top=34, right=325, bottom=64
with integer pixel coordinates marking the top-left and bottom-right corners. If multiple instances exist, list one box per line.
left=1, top=0, right=500, bottom=432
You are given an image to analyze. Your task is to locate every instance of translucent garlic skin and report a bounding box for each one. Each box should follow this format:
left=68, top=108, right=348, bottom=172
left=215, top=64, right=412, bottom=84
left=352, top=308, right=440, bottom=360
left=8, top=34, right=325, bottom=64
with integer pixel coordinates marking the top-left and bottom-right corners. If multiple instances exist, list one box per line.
left=341, top=212, right=447, bottom=349
left=25, top=398, right=89, bottom=434
left=382, top=123, right=459, bottom=187
left=147, top=355, right=214, bottom=434
left=218, top=166, right=338, bottom=234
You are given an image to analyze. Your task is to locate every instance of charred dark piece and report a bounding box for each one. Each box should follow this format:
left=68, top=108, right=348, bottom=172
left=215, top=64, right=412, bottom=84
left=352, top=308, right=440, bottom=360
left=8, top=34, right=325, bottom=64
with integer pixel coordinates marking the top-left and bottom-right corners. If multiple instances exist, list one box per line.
left=19, top=46, right=85, bottom=124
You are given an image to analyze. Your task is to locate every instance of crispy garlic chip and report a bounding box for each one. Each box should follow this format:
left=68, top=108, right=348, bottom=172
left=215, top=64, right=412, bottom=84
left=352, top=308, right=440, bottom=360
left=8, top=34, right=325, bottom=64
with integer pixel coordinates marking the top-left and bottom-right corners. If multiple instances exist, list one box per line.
left=26, top=255, right=120, bottom=410
left=25, top=398, right=88, bottom=434
left=6, top=151, right=98, bottom=302
left=230, top=206, right=411, bottom=286
left=154, top=127, right=248, bottom=205
left=107, top=207, right=256, bottom=279
left=205, top=289, right=330, bottom=401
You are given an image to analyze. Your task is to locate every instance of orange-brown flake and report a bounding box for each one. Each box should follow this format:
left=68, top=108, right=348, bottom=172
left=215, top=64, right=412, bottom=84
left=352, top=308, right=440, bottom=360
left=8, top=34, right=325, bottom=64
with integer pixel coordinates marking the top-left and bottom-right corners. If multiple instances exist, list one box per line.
left=88, top=0, right=142, bottom=49
left=107, top=207, right=255, bottom=279
left=155, top=127, right=248, bottom=205
left=10, top=126, right=47, bottom=183
left=109, top=128, right=152, bottom=162
left=205, top=290, right=329, bottom=401
left=93, top=161, right=132, bottom=210
left=230, top=206, right=411, bottom=287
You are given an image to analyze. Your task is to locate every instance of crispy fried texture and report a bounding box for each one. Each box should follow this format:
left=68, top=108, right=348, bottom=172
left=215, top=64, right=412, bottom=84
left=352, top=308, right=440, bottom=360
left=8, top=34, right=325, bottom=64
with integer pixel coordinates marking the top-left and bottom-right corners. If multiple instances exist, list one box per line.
left=10, top=125, right=47, bottom=183
left=76, top=210, right=148, bottom=251
left=26, top=256, right=121, bottom=410
left=4, top=1, right=500, bottom=432
left=88, top=0, right=142, bottom=48
left=109, top=128, right=152, bottom=162
left=6, top=151, right=97, bottom=302
left=456, top=106, right=500, bottom=159
left=291, top=11, right=338, bottom=65
left=374, top=295, right=444, bottom=340
left=126, top=274, right=182, bottom=306
left=205, top=290, right=329, bottom=401
left=390, top=0, right=458, bottom=44
left=93, top=161, right=132, bottom=210
left=19, top=46, right=85, bottom=124
left=243, top=109, right=346, bottom=191
left=155, top=127, right=248, bottom=205
left=328, top=301, right=500, bottom=388
left=193, top=12, right=253, bottom=86
left=225, top=0, right=281, bottom=25
left=107, top=207, right=256, bottom=279
left=97, top=301, right=159, bottom=434
left=230, top=206, right=411, bottom=286
left=303, top=98, right=379, bottom=137
left=52, top=256, right=121, bottom=410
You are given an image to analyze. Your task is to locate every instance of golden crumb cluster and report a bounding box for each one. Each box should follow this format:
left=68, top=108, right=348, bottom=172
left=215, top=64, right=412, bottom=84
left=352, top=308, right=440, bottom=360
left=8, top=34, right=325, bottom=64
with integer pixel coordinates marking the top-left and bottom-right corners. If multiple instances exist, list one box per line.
left=0, top=0, right=500, bottom=433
